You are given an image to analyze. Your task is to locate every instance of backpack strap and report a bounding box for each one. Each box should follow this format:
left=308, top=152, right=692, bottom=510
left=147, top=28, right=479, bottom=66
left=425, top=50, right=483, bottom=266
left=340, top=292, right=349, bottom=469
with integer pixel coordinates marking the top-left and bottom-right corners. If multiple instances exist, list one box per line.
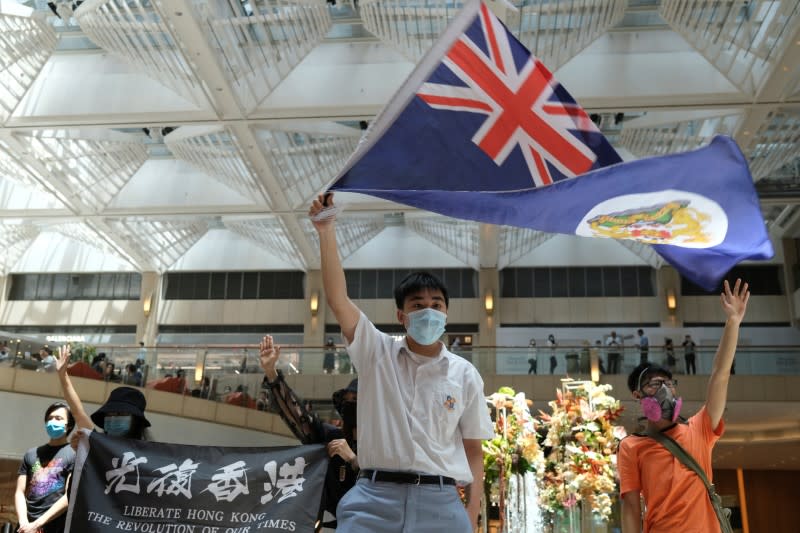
left=645, top=430, right=712, bottom=487
left=642, top=429, right=733, bottom=533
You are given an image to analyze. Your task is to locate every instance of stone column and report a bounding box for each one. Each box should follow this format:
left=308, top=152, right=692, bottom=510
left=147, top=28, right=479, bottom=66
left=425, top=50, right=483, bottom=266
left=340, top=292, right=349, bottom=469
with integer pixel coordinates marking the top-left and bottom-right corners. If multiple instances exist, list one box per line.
left=478, top=267, right=499, bottom=374
left=657, top=266, right=682, bottom=328
left=136, top=272, right=161, bottom=369
left=303, top=270, right=326, bottom=373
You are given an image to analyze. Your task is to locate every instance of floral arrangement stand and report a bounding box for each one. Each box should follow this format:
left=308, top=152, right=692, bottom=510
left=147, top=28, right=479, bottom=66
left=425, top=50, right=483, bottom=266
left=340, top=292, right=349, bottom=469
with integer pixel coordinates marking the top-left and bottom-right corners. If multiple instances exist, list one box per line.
left=483, top=380, right=626, bottom=533
left=539, top=379, right=626, bottom=532
left=484, top=387, right=544, bottom=533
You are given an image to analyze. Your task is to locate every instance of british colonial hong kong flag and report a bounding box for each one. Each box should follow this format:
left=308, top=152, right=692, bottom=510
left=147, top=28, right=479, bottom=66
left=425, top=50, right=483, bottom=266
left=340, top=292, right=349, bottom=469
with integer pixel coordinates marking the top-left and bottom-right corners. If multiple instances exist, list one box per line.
left=328, top=0, right=773, bottom=290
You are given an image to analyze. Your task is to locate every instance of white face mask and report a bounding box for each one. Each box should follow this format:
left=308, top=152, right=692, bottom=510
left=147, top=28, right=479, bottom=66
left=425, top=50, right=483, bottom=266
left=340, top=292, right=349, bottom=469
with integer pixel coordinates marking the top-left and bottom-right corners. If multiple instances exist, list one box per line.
left=404, top=308, right=447, bottom=345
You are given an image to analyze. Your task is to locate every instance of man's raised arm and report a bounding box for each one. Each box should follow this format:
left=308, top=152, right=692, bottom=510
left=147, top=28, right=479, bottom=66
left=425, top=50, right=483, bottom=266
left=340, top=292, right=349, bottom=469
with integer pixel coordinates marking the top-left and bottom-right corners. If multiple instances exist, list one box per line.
left=706, top=279, right=749, bottom=429
left=309, top=193, right=361, bottom=343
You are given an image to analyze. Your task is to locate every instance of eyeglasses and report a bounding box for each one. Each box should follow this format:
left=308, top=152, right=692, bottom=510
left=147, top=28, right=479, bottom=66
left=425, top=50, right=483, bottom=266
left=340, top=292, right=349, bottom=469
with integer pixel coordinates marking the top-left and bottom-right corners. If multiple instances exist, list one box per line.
left=643, top=378, right=677, bottom=390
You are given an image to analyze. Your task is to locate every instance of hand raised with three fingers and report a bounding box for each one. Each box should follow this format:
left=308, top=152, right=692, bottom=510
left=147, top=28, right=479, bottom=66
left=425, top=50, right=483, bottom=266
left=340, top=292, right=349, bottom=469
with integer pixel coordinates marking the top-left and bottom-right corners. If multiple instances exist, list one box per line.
left=55, top=345, right=71, bottom=376
left=259, top=335, right=281, bottom=382
left=720, top=278, right=749, bottom=324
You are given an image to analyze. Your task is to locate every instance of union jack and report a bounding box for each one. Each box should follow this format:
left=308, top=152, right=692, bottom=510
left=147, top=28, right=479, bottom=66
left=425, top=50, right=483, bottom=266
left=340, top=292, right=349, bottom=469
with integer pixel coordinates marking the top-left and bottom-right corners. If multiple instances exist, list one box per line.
left=416, top=3, right=602, bottom=187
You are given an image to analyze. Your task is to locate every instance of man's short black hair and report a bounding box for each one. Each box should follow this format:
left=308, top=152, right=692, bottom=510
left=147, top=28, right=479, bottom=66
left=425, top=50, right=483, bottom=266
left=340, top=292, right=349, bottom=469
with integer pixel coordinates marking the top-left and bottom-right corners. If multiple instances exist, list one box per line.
left=44, top=401, right=75, bottom=434
left=628, top=363, right=673, bottom=393
left=393, top=271, right=449, bottom=309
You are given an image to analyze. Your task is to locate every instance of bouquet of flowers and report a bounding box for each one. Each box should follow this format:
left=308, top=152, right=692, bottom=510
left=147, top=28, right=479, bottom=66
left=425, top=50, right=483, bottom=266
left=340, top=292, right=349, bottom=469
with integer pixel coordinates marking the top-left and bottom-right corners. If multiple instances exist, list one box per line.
left=538, top=381, right=626, bottom=520
left=483, top=387, right=545, bottom=530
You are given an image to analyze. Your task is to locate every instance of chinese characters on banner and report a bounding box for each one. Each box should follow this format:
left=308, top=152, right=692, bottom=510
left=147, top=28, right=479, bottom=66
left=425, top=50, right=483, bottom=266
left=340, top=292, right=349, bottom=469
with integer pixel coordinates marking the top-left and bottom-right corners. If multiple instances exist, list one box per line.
left=66, top=431, right=328, bottom=533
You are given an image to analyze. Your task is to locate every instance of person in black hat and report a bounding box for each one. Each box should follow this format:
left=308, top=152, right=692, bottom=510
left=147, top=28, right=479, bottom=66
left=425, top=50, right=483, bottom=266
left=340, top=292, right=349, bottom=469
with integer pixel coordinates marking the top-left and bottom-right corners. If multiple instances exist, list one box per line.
left=259, top=335, right=357, bottom=532
left=56, top=345, right=152, bottom=440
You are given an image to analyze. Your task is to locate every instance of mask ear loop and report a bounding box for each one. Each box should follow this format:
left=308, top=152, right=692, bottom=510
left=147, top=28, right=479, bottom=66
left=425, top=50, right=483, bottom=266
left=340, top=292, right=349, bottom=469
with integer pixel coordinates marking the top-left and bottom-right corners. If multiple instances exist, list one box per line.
left=636, top=367, right=651, bottom=393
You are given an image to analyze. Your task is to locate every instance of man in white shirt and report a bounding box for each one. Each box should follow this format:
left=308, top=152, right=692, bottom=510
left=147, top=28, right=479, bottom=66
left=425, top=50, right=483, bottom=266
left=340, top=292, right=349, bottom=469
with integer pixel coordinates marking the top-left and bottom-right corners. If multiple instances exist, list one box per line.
left=309, top=193, right=493, bottom=532
left=606, top=331, right=622, bottom=374
left=637, top=329, right=649, bottom=365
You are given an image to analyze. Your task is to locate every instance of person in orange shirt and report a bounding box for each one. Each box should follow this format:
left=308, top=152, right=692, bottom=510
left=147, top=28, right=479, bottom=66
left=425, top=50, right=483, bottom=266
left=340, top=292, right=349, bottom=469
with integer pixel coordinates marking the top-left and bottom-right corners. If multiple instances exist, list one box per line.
left=618, top=279, right=749, bottom=533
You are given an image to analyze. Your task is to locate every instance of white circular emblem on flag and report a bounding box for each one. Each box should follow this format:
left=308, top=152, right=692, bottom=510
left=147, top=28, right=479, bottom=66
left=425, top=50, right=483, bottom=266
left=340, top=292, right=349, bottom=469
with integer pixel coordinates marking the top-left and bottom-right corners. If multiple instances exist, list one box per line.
left=575, top=190, right=728, bottom=248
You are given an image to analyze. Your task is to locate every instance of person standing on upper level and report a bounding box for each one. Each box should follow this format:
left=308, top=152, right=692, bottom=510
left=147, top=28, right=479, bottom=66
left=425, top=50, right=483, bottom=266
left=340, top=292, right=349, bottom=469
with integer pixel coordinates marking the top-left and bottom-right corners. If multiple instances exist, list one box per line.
left=683, top=334, right=697, bottom=375
left=309, top=193, right=493, bottom=533
left=637, top=329, right=649, bottom=365
left=606, top=331, right=623, bottom=374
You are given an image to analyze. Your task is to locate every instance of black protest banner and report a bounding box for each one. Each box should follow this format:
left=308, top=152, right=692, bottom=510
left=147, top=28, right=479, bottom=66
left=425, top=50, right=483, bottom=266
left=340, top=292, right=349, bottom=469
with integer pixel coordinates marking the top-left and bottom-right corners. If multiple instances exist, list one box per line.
left=66, top=431, right=327, bottom=533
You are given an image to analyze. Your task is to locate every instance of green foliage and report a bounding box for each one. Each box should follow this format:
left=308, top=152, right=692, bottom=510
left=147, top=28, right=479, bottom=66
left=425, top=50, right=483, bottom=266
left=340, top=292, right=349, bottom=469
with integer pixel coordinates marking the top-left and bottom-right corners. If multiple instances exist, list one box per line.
left=69, top=342, right=97, bottom=364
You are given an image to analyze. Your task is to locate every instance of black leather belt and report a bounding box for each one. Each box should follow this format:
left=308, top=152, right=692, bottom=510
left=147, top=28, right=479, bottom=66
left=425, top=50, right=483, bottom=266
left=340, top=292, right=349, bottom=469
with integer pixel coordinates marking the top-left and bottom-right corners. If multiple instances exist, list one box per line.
left=359, top=469, right=456, bottom=486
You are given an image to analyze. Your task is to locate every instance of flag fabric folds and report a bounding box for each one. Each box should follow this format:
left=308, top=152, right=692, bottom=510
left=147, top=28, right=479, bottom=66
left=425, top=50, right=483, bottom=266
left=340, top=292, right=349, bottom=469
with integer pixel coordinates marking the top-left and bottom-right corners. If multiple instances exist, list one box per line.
left=328, top=0, right=773, bottom=290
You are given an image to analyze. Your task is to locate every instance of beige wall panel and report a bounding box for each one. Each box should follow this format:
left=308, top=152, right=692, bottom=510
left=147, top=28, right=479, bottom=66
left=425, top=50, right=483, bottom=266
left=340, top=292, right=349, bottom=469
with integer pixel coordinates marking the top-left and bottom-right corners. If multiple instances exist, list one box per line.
left=583, top=299, right=606, bottom=323
left=285, top=300, right=306, bottom=324
left=681, top=295, right=790, bottom=324
left=377, top=299, right=399, bottom=319
left=500, top=298, right=520, bottom=323
left=145, top=389, right=184, bottom=416
left=182, top=395, right=218, bottom=421
left=533, top=298, right=554, bottom=323
left=1, top=300, right=139, bottom=325
left=603, top=298, right=624, bottom=323
left=69, top=376, right=108, bottom=404
left=568, top=298, right=589, bottom=323
left=786, top=377, right=800, bottom=401
left=639, top=297, right=662, bottom=322
left=761, top=376, right=787, bottom=401
left=331, top=374, right=354, bottom=393
left=449, top=298, right=481, bottom=323
left=246, top=409, right=277, bottom=433
left=0, top=367, right=13, bottom=390
left=270, top=417, right=299, bottom=439
left=216, top=402, right=247, bottom=427
left=621, top=297, right=641, bottom=324
left=733, top=375, right=765, bottom=401
left=548, top=299, right=570, bottom=323
left=14, top=370, right=60, bottom=397
left=354, top=300, right=377, bottom=322
left=313, top=374, right=337, bottom=399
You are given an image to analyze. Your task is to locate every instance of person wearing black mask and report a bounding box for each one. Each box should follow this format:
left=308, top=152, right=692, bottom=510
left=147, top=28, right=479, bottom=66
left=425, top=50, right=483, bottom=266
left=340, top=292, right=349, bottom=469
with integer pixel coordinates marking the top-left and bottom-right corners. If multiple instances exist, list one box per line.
left=259, top=335, right=357, bottom=531
left=56, top=346, right=152, bottom=441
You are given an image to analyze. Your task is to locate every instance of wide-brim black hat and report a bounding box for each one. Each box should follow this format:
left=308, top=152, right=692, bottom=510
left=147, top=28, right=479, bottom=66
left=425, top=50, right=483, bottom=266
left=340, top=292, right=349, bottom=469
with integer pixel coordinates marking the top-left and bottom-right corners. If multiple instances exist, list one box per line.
left=91, top=386, right=151, bottom=428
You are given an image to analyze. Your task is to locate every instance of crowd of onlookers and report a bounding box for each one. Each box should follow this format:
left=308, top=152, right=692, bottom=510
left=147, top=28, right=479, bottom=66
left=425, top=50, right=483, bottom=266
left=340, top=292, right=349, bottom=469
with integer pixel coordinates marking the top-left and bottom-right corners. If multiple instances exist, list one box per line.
left=524, top=329, right=699, bottom=376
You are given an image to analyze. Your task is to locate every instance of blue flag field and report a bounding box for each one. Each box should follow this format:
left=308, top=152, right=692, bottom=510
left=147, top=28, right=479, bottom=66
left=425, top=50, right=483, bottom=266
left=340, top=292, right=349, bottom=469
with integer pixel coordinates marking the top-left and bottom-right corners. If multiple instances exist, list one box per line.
left=328, top=0, right=773, bottom=290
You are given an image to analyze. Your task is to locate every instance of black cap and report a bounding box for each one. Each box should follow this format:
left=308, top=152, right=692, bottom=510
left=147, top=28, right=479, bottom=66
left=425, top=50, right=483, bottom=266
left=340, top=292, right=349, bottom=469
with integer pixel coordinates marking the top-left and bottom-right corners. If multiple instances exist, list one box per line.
left=332, top=379, right=358, bottom=413
left=91, top=387, right=151, bottom=428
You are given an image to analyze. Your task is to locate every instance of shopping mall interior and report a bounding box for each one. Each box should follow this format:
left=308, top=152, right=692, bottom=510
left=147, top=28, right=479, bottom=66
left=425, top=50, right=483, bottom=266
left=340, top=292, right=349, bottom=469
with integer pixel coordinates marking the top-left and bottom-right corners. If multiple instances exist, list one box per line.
left=1, top=0, right=800, bottom=531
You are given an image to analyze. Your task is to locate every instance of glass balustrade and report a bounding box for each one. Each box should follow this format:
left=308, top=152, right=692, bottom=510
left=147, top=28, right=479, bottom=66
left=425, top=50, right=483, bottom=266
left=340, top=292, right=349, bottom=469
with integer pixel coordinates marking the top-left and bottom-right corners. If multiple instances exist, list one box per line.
left=3, top=343, right=799, bottom=416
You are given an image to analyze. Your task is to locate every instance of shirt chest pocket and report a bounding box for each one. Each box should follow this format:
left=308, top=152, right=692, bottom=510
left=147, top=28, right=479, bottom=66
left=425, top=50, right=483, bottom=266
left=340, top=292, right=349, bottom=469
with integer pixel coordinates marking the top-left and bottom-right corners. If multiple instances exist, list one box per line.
left=430, top=382, right=464, bottom=442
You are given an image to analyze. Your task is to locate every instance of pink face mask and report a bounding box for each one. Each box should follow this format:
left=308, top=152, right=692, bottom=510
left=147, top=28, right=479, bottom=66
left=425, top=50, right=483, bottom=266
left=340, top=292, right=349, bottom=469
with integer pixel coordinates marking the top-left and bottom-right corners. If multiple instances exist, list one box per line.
left=641, top=383, right=682, bottom=422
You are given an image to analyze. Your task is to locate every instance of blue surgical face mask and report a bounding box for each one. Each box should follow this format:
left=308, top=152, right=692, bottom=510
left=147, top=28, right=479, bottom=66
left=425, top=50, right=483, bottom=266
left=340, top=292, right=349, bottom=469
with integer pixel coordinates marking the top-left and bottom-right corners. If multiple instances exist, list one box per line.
left=45, top=420, right=67, bottom=440
left=104, top=415, right=133, bottom=437
left=405, top=308, right=447, bottom=346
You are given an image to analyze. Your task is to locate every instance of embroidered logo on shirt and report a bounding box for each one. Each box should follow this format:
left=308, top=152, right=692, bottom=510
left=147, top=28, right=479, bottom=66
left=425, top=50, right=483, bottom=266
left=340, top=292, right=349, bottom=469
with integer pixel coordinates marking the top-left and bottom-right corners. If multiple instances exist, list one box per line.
left=444, top=395, right=457, bottom=411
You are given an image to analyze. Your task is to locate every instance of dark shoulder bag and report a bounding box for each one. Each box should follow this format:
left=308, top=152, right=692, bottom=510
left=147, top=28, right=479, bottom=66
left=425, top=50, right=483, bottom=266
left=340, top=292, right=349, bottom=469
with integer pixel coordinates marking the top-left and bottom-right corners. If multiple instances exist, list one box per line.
left=641, top=430, right=733, bottom=533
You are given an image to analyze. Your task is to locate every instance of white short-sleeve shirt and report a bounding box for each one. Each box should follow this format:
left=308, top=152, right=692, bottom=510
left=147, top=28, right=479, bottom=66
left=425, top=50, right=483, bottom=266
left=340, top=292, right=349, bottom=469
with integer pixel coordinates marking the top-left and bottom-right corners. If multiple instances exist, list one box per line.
left=345, top=312, right=494, bottom=483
